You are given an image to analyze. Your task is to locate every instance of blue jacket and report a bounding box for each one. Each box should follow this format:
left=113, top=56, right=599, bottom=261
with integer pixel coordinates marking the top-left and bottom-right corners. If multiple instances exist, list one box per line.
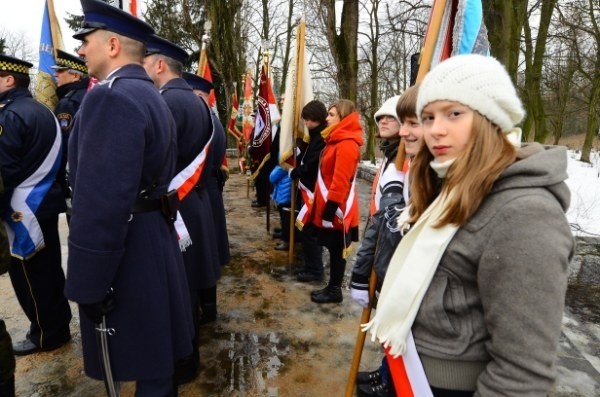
left=269, top=165, right=292, bottom=206
left=65, top=64, right=193, bottom=381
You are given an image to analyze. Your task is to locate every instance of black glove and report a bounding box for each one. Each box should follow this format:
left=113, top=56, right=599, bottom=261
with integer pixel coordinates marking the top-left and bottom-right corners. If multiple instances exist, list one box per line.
left=321, top=200, right=340, bottom=223
left=80, top=290, right=115, bottom=324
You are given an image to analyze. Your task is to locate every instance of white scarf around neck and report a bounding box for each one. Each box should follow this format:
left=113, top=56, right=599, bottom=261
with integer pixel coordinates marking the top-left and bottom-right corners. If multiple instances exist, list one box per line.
left=362, top=189, right=459, bottom=357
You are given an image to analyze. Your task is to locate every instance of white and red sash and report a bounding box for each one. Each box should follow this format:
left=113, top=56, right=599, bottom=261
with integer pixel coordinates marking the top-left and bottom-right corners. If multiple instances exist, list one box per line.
left=167, top=116, right=216, bottom=251
left=385, top=332, right=433, bottom=397
left=316, top=169, right=357, bottom=232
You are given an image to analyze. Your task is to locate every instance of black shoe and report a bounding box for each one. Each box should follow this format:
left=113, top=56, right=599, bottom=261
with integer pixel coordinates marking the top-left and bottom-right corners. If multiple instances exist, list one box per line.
left=297, top=271, right=323, bottom=282
left=310, top=286, right=329, bottom=297
left=311, top=286, right=343, bottom=304
left=175, top=354, right=199, bottom=385
left=274, top=242, right=289, bottom=251
left=357, top=382, right=392, bottom=397
left=199, top=303, right=217, bottom=325
left=272, top=231, right=283, bottom=239
left=251, top=200, right=266, bottom=208
left=12, top=335, right=70, bottom=356
left=274, top=227, right=282, bottom=233
left=357, top=369, right=382, bottom=385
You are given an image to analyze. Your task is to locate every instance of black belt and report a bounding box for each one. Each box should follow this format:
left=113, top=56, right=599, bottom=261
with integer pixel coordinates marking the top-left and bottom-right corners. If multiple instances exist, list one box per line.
left=131, top=198, right=162, bottom=213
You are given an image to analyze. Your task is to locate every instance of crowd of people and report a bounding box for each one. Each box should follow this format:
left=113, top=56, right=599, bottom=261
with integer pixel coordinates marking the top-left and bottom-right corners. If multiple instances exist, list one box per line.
left=0, top=0, right=575, bottom=396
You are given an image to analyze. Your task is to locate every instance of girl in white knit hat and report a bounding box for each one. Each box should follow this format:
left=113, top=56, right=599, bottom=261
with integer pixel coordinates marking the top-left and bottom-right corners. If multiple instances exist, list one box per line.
left=363, top=54, right=574, bottom=397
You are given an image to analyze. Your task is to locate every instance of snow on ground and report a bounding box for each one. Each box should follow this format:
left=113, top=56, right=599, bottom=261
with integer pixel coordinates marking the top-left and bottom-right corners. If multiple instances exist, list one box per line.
left=566, top=150, right=600, bottom=237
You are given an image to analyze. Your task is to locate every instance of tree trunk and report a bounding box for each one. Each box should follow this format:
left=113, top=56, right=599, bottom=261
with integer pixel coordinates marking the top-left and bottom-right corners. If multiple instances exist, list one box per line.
left=482, top=0, right=527, bottom=82
left=320, top=0, right=359, bottom=101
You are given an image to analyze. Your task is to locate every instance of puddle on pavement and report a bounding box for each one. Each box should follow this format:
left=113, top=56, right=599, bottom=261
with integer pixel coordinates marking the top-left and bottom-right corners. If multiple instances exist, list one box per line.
left=198, top=329, right=290, bottom=396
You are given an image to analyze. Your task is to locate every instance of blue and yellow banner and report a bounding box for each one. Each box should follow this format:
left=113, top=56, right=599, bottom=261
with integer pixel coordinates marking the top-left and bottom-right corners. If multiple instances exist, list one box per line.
left=35, top=0, right=64, bottom=110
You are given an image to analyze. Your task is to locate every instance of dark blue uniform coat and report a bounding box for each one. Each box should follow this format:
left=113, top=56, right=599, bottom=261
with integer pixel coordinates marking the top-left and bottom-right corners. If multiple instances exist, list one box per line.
left=65, top=65, right=193, bottom=381
left=0, top=87, right=71, bottom=347
left=160, top=78, right=220, bottom=290
left=205, top=110, right=230, bottom=266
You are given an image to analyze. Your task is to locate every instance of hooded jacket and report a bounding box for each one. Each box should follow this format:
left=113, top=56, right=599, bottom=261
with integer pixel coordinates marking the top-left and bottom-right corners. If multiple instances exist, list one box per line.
left=305, top=111, right=364, bottom=234
left=414, top=144, right=575, bottom=396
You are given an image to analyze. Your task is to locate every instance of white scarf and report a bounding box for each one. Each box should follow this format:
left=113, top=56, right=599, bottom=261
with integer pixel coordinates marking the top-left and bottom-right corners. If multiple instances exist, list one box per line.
left=362, top=159, right=458, bottom=357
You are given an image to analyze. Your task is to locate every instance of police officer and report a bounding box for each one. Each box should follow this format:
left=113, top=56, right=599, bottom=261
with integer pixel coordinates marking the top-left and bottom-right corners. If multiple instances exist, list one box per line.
left=0, top=175, right=15, bottom=397
left=51, top=50, right=89, bottom=220
left=0, top=54, right=72, bottom=356
left=65, top=1, right=193, bottom=395
left=143, top=36, right=220, bottom=385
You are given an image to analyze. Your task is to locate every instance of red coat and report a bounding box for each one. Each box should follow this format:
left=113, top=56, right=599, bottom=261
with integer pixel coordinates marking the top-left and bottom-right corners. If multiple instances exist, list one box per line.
left=306, top=111, right=364, bottom=234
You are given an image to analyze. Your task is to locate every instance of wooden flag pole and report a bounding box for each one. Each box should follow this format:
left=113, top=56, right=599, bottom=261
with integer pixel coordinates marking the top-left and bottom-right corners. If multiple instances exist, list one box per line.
left=345, top=1, right=449, bottom=396
left=416, top=0, right=450, bottom=83
left=288, top=18, right=306, bottom=267
left=344, top=266, right=378, bottom=397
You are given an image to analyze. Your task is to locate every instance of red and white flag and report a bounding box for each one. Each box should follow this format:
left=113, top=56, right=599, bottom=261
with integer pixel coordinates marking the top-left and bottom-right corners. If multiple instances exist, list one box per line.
left=249, top=64, right=280, bottom=179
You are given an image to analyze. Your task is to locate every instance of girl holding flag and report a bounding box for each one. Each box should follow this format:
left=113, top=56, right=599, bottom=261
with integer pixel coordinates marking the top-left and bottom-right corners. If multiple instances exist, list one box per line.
left=363, top=54, right=573, bottom=396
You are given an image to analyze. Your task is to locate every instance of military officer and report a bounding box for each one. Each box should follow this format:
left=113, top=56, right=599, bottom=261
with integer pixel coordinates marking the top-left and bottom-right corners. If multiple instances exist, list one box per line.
left=65, top=1, right=193, bottom=395
left=51, top=49, right=89, bottom=220
left=183, top=72, right=231, bottom=318
left=183, top=72, right=230, bottom=270
left=0, top=54, right=72, bottom=356
left=143, top=35, right=220, bottom=385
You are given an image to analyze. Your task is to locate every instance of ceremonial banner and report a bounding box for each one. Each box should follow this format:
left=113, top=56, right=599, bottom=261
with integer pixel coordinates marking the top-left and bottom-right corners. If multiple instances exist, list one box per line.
left=35, top=0, right=64, bottom=110
left=279, top=16, right=314, bottom=169
left=228, top=91, right=243, bottom=141
left=241, top=70, right=255, bottom=142
left=249, top=64, right=280, bottom=179
left=198, top=47, right=218, bottom=115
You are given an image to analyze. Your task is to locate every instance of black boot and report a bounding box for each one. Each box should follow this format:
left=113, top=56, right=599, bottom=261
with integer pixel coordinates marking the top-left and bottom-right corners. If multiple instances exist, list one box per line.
left=310, top=286, right=329, bottom=297
left=311, top=285, right=343, bottom=303
left=199, top=287, right=217, bottom=325
left=0, top=375, right=15, bottom=397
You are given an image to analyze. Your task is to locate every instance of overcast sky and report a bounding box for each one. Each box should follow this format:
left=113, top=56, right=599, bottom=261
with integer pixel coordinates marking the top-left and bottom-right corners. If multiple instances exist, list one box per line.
left=1, top=0, right=149, bottom=61
left=0, top=0, right=83, bottom=57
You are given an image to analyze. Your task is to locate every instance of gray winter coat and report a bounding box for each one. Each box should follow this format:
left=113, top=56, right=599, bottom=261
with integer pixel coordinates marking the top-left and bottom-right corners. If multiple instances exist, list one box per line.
left=414, top=143, right=575, bottom=396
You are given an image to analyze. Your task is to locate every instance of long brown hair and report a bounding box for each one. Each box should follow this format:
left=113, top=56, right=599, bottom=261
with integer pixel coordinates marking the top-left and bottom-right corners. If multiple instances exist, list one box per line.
left=408, top=112, right=517, bottom=227
left=330, top=99, right=356, bottom=120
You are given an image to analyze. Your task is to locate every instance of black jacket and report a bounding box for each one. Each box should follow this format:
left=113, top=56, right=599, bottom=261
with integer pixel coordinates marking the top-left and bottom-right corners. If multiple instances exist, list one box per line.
left=291, top=122, right=326, bottom=191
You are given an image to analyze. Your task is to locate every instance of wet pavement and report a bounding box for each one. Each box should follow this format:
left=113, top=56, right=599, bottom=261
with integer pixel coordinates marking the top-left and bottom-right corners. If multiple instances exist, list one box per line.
left=0, top=169, right=598, bottom=396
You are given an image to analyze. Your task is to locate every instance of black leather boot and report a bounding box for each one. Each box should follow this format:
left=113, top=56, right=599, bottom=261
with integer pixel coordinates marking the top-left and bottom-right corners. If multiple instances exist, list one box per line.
left=310, top=286, right=329, bottom=297
left=311, top=285, right=343, bottom=303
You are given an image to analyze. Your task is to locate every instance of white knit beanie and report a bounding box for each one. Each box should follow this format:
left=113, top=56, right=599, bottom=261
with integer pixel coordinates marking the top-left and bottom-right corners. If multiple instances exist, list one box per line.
left=374, top=95, right=401, bottom=123
left=416, top=54, right=525, bottom=133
